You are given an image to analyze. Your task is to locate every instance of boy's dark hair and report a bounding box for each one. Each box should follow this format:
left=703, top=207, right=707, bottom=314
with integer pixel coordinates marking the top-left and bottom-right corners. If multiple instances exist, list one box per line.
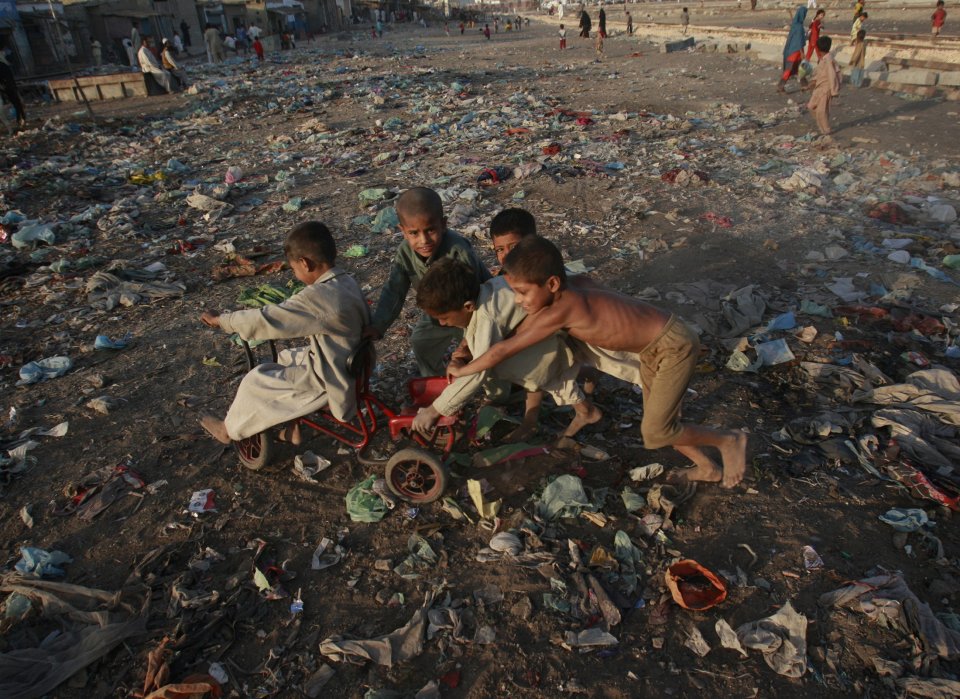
left=490, top=208, right=537, bottom=240
left=284, top=221, right=336, bottom=265
left=396, top=187, right=444, bottom=223
left=856, top=29, right=866, bottom=41
left=861, top=12, right=868, bottom=18
left=815, top=9, right=825, bottom=17
left=416, top=258, right=480, bottom=313
left=503, top=236, right=567, bottom=287
left=816, top=35, right=832, bottom=53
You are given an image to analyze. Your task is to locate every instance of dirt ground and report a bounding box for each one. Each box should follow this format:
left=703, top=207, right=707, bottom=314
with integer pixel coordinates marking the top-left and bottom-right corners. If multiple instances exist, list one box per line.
left=2, top=11, right=960, bottom=699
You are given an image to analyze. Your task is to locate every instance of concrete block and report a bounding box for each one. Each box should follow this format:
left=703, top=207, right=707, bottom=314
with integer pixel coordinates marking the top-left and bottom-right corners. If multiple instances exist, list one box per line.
left=938, top=72, right=960, bottom=87
left=660, top=37, right=696, bottom=53
left=886, top=69, right=938, bottom=86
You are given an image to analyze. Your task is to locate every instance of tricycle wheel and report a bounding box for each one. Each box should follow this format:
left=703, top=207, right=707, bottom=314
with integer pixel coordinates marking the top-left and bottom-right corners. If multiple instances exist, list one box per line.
left=385, top=448, right=447, bottom=504
left=235, top=432, right=272, bottom=471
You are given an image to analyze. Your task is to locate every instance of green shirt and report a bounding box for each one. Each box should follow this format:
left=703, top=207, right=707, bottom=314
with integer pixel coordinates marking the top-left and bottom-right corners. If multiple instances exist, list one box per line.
left=371, top=230, right=491, bottom=336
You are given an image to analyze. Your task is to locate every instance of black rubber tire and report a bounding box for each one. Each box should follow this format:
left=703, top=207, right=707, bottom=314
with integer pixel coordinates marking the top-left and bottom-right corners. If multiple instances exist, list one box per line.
left=234, top=432, right=272, bottom=471
left=385, top=448, right=448, bottom=504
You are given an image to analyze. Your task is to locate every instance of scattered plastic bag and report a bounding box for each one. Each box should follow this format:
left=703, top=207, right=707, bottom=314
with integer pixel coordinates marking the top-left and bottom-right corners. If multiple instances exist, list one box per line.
left=17, top=356, right=73, bottom=385
left=345, top=475, right=388, bottom=523
left=15, top=546, right=73, bottom=577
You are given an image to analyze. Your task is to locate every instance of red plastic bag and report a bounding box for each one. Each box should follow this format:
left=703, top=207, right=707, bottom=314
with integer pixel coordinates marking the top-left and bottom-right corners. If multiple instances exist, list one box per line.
left=665, top=560, right=727, bottom=610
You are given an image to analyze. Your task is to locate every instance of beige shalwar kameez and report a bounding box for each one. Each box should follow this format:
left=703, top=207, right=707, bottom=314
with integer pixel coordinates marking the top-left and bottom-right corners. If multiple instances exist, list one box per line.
left=432, top=277, right=583, bottom=416
left=217, top=268, right=369, bottom=440
left=807, top=53, right=841, bottom=135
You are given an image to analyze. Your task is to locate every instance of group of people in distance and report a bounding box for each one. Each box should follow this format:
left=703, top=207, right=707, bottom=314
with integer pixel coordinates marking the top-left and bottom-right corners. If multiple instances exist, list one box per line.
left=199, top=188, right=748, bottom=489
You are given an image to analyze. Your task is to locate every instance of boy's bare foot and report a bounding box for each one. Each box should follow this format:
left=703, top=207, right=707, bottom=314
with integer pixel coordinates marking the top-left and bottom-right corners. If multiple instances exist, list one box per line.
left=719, top=431, right=749, bottom=488
left=670, top=444, right=723, bottom=483
left=667, top=461, right=723, bottom=484
left=563, top=402, right=603, bottom=438
left=200, top=415, right=231, bottom=444
left=278, top=422, right=302, bottom=445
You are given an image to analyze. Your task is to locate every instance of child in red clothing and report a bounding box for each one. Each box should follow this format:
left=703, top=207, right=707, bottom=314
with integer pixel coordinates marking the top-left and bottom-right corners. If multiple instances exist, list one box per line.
left=253, top=37, right=264, bottom=60
left=932, top=1, right=947, bottom=40
left=806, top=9, right=825, bottom=60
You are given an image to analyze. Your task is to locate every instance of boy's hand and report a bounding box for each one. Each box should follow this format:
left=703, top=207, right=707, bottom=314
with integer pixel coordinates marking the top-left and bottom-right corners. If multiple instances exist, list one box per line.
left=362, top=325, right=383, bottom=341
left=200, top=311, right=221, bottom=328
left=445, top=358, right=465, bottom=383
left=412, top=404, right=441, bottom=434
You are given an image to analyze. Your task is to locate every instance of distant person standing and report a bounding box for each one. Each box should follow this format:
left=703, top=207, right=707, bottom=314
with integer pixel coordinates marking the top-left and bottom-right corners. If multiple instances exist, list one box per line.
left=932, top=1, right=946, bottom=41
left=161, top=39, right=188, bottom=89
left=848, top=28, right=867, bottom=85
left=779, top=6, right=808, bottom=92
left=138, top=37, right=175, bottom=93
left=626, top=11, right=634, bottom=35
left=236, top=24, right=248, bottom=54
left=851, top=12, right=867, bottom=44
left=180, top=19, right=192, bottom=47
left=122, top=38, right=136, bottom=67
left=248, top=22, right=262, bottom=42
left=130, top=22, right=141, bottom=67
left=204, top=24, right=225, bottom=63
left=559, top=23, right=567, bottom=49
left=579, top=9, right=591, bottom=38
left=516, top=15, right=522, bottom=31
left=173, top=32, right=184, bottom=53
left=681, top=7, right=690, bottom=34
left=483, top=23, right=491, bottom=39
left=0, top=50, right=26, bottom=128
left=806, top=9, right=825, bottom=60
left=253, top=36, right=264, bottom=60
left=91, top=39, right=102, bottom=67
left=598, top=7, right=607, bottom=38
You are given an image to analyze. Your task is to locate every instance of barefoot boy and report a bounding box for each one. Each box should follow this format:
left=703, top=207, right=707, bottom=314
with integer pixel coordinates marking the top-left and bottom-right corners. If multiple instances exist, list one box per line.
left=490, top=207, right=537, bottom=273
left=411, top=259, right=601, bottom=441
left=366, top=187, right=490, bottom=376
left=199, top=221, right=369, bottom=444
left=449, top=236, right=748, bottom=487
left=805, top=36, right=841, bottom=137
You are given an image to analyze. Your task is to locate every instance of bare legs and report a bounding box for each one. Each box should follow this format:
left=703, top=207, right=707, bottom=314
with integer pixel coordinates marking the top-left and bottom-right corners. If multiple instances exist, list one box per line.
left=563, top=399, right=603, bottom=437
left=667, top=425, right=748, bottom=488
left=504, top=392, right=603, bottom=443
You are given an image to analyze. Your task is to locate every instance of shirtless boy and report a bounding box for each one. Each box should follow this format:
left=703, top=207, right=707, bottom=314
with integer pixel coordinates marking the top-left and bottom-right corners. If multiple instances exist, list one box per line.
left=449, top=236, right=748, bottom=487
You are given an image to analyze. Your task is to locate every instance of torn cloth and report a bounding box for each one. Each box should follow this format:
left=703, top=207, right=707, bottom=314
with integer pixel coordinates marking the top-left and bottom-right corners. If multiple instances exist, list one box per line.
left=692, top=285, right=767, bottom=338
left=872, top=408, right=960, bottom=475
left=819, top=572, right=960, bottom=659
left=736, top=601, right=808, bottom=677
left=320, top=592, right=433, bottom=667
left=85, top=271, right=186, bottom=311
left=854, top=369, right=960, bottom=428
left=0, top=574, right=148, bottom=699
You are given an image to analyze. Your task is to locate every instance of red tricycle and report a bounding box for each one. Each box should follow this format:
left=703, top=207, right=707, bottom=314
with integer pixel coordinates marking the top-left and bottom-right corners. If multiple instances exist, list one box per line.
left=233, top=338, right=457, bottom=504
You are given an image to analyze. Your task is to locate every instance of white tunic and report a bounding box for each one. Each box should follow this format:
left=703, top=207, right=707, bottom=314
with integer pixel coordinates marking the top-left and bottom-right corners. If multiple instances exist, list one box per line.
left=218, top=268, right=369, bottom=440
left=432, top=276, right=583, bottom=416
